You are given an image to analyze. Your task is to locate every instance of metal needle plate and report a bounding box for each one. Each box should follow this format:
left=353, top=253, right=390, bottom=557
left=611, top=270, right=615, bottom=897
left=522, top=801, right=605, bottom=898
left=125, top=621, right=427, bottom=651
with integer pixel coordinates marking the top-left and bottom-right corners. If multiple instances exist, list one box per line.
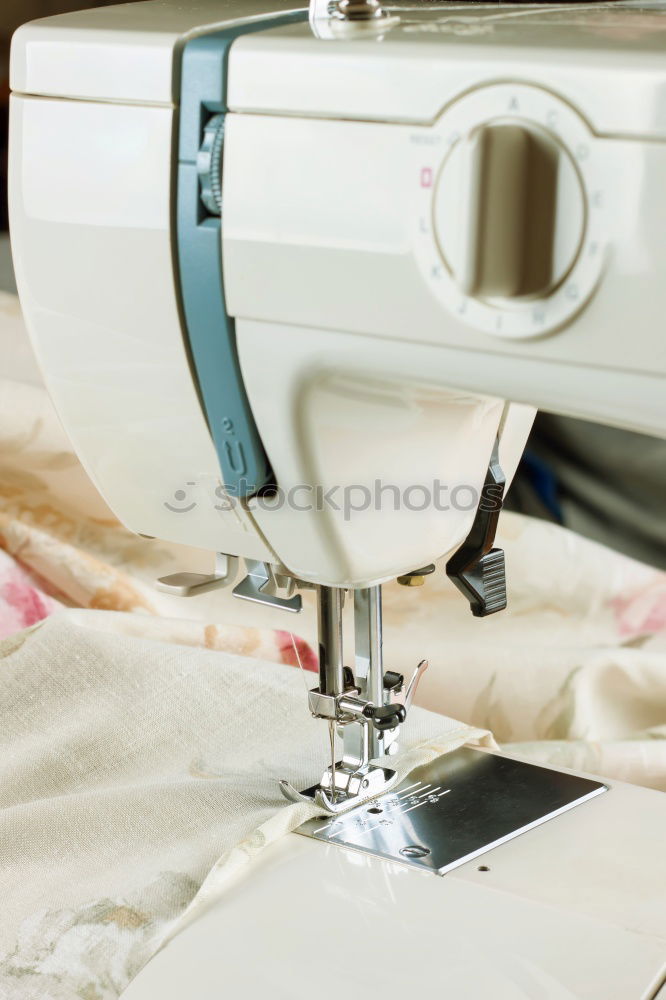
left=296, top=747, right=606, bottom=875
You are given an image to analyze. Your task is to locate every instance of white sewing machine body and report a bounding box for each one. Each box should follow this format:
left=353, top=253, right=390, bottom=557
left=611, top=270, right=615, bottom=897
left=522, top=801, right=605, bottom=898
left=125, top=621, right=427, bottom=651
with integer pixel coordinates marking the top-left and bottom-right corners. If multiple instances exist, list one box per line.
left=8, top=2, right=666, bottom=997
left=9, top=0, right=666, bottom=589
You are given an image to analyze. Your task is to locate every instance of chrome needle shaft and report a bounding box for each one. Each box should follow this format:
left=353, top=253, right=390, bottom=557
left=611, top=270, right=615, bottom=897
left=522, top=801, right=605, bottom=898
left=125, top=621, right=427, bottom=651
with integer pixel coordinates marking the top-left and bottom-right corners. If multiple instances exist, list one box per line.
left=328, top=720, right=337, bottom=803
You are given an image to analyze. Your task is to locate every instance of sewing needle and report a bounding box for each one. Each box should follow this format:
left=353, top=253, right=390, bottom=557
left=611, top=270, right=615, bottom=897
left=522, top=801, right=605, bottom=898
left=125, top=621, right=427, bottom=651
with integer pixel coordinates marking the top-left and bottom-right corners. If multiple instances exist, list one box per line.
left=328, top=720, right=337, bottom=804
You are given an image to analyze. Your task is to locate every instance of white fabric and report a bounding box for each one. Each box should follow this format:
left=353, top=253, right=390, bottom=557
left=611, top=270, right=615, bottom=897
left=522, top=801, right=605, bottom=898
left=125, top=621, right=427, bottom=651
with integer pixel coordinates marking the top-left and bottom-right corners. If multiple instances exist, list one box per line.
left=0, top=612, right=491, bottom=999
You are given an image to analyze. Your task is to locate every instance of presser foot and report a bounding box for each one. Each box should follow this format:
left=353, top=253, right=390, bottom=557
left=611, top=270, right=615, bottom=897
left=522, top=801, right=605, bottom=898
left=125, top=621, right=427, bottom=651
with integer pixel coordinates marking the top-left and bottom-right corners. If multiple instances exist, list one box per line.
left=279, top=763, right=398, bottom=815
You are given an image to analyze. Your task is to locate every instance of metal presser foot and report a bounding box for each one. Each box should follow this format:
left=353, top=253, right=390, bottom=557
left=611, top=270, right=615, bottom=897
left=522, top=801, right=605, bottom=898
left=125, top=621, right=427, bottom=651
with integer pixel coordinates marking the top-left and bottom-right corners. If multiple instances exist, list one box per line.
left=280, top=584, right=428, bottom=815
left=285, top=572, right=605, bottom=868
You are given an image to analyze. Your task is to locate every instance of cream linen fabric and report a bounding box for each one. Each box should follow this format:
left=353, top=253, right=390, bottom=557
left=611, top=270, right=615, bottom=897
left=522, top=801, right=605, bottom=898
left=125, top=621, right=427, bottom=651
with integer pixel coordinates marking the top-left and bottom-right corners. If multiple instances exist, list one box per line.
left=0, top=612, right=491, bottom=1000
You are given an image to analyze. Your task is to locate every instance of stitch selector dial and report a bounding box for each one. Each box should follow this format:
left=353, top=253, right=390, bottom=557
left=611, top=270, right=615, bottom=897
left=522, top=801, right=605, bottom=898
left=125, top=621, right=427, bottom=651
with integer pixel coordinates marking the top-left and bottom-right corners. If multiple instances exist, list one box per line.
left=414, top=85, right=605, bottom=338
left=435, top=120, right=585, bottom=303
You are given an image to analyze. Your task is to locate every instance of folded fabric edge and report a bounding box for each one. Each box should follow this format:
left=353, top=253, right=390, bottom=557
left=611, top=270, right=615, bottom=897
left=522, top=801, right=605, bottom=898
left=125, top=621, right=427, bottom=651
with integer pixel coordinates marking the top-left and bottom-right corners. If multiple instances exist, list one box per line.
left=148, top=724, right=494, bottom=965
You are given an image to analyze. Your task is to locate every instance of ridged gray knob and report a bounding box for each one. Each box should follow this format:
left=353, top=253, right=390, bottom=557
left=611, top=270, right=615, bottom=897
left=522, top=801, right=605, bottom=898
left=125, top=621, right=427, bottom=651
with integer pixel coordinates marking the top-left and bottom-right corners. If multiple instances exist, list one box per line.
left=197, top=113, right=225, bottom=216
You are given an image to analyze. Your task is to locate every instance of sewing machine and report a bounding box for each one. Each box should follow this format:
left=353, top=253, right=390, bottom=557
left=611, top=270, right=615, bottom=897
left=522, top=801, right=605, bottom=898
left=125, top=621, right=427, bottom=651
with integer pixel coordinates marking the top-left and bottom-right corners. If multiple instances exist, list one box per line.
left=8, top=0, right=666, bottom=996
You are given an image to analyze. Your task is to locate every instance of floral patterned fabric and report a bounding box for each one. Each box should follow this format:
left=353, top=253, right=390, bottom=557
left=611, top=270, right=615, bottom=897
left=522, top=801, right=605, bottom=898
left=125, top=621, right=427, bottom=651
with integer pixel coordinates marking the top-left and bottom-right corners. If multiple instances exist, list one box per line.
left=0, top=547, right=61, bottom=634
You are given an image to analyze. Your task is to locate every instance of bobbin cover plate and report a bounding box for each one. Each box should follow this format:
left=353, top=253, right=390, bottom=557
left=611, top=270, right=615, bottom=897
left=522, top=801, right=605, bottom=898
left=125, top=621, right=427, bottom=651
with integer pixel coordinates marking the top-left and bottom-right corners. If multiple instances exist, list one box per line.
left=296, top=747, right=606, bottom=874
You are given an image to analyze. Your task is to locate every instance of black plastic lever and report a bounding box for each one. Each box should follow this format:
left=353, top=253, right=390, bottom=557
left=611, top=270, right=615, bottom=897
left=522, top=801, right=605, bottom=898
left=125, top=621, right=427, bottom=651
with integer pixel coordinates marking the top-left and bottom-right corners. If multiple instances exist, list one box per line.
left=365, top=703, right=407, bottom=732
left=446, top=439, right=507, bottom=618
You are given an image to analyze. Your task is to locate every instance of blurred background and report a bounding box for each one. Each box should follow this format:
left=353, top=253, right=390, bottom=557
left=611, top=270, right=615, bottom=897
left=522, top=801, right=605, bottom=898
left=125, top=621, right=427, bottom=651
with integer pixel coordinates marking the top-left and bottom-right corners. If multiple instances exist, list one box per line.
left=1, top=0, right=664, bottom=569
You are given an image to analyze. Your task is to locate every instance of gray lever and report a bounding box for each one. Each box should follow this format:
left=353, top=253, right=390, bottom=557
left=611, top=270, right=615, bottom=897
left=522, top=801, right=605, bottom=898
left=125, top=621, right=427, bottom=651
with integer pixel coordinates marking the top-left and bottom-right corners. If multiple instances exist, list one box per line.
left=233, top=560, right=302, bottom=613
left=157, top=553, right=238, bottom=596
left=402, top=659, right=430, bottom=711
